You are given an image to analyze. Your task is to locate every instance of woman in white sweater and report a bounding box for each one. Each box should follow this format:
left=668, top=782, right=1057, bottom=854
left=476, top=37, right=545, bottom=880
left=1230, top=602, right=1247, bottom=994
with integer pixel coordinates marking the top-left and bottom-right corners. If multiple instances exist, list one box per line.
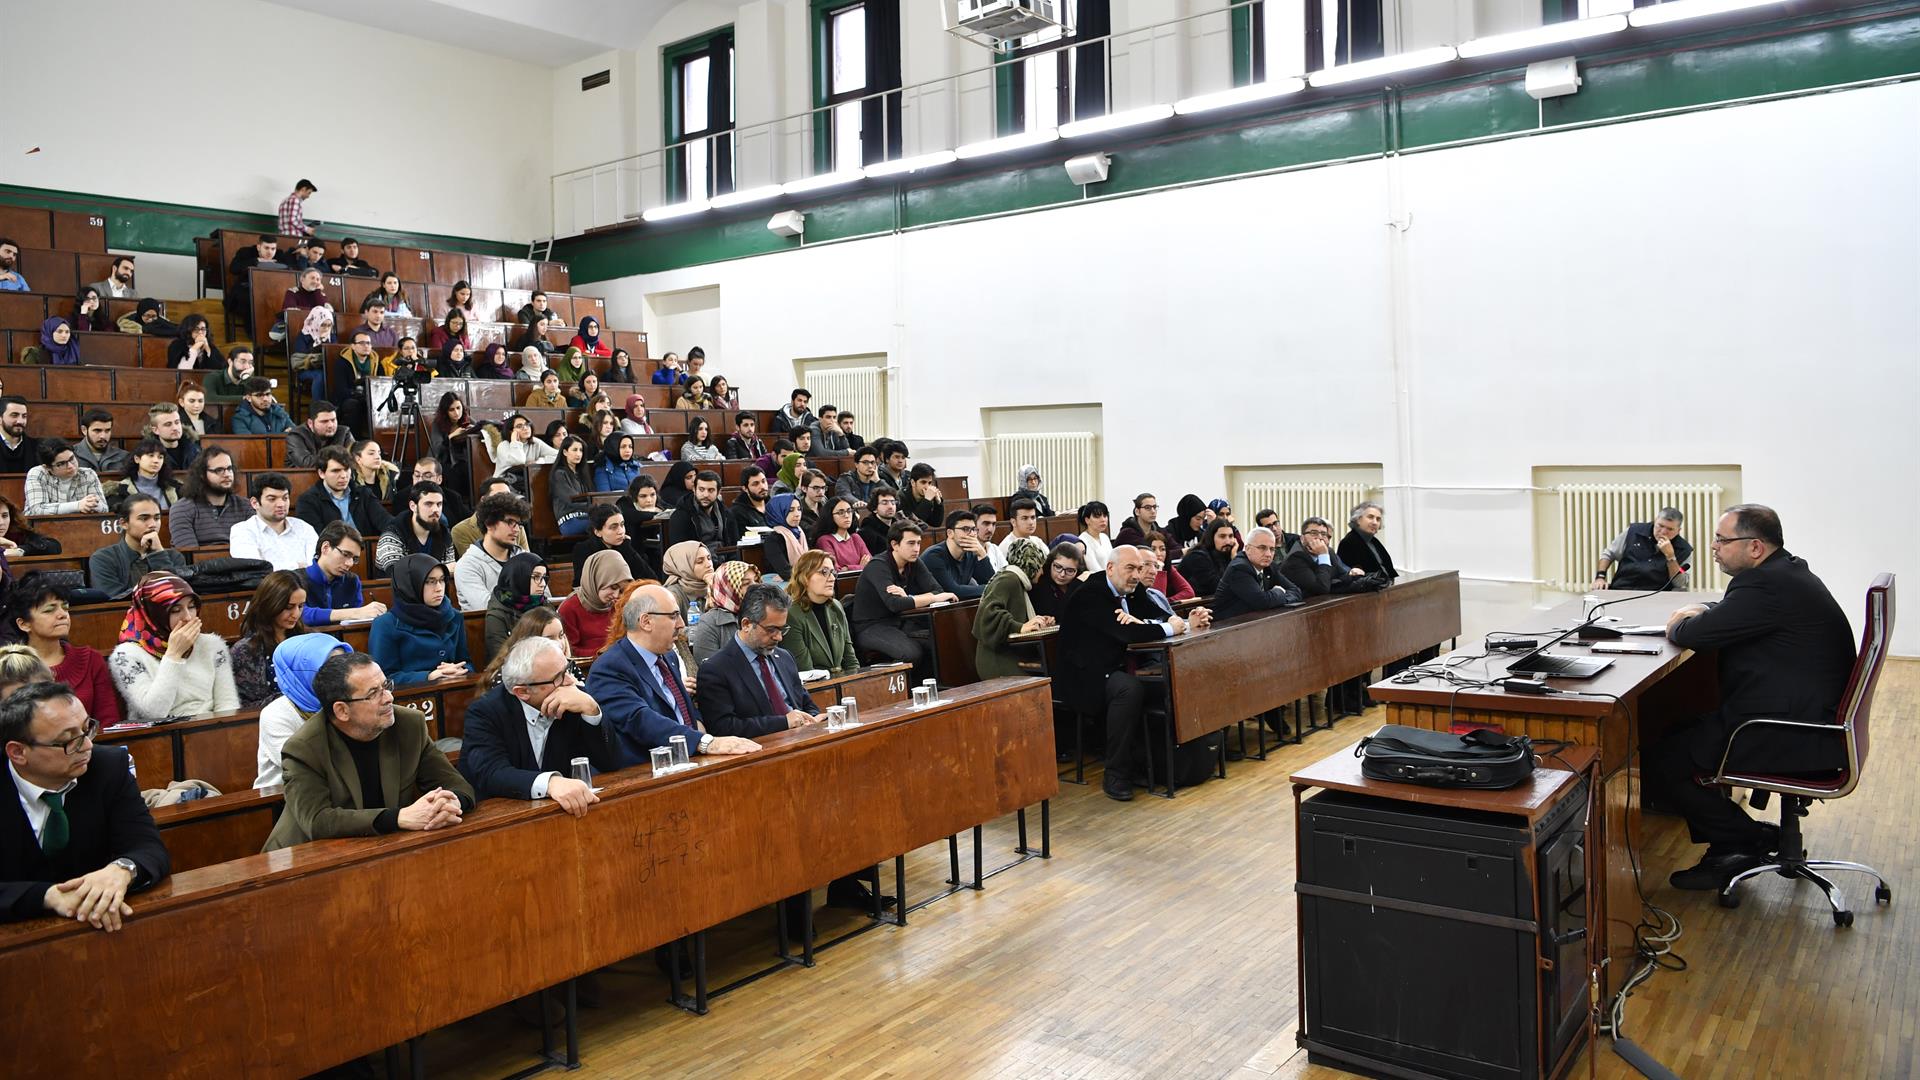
left=107, top=573, right=241, bottom=723
left=488, top=412, right=560, bottom=477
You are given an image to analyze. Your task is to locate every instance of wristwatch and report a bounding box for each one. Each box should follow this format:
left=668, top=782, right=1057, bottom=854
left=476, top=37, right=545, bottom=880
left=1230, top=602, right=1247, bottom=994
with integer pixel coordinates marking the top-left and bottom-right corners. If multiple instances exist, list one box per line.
left=697, top=733, right=715, bottom=754
left=112, top=857, right=138, bottom=878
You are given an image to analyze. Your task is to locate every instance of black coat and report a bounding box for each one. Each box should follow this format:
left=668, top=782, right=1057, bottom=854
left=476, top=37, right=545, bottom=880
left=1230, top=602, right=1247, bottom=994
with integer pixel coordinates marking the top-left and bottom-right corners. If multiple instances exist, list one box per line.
left=456, top=684, right=616, bottom=801
left=1338, top=527, right=1398, bottom=580
left=1, top=746, right=169, bottom=921
left=695, top=641, right=816, bottom=738
left=1669, top=549, right=1857, bottom=771
left=1178, top=546, right=1233, bottom=598
left=1608, top=522, right=1694, bottom=591
left=1281, top=544, right=1363, bottom=598
left=664, top=500, right=736, bottom=560
left=1057, top=576, right=1174, bottom=714
left=296, top=481, right=393, bottom=538
left=1210, top=554, right=1302, bottom=620
left=571, top=536, right=659, bottom=583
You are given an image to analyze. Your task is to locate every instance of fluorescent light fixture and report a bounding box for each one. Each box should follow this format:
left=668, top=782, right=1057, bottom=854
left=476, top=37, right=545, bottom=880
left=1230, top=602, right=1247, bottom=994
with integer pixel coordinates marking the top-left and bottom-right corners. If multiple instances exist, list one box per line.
left=1457, top=14, right=1626, bottom=58
left=955, top=127, right=1060, bottom=159
left=1173, top=77, right=1306, bottom=115
left=781, top=170, right=864, bottom=196
left=1307, top=45, right=1458, bottom=88
left=709, top=185, right=784, bottom=209
left=1058, top=103, right=1176, bottom=139
left=861, top=150, right=959, bottom=178
left=1629, top=0, right=1789, bottom=28
left=640, top=199, right=709, bottom=222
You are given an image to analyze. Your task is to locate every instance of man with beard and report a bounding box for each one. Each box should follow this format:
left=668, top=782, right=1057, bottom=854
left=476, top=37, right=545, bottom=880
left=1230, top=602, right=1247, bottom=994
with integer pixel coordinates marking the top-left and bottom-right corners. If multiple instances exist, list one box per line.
left=73, top=410, right=131, bottom=479
left=0, top=397, right=41, bottom=473
left=88, top=256, right=136, bottom=300
left=167, top=445, right=250, bottom=548
left=374, top=482, right=455, bottom=574
left=0, top=238, right=29, bottom=292
left=726, top=465, right=772, bottom=537
left=144, top=403, right=199, bottom=474
left=665, top=470, right=737, bottom=561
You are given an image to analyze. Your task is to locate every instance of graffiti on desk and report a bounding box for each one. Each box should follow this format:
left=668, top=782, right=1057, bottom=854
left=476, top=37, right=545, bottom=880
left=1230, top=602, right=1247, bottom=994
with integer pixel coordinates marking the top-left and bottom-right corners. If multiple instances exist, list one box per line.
left=630, top=809, right=709, bottom=883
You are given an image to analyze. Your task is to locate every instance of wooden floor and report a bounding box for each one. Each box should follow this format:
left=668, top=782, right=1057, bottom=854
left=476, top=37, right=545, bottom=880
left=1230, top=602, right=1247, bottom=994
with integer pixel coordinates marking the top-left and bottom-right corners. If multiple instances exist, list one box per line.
left=422, top=660, right=1918, bottom=1080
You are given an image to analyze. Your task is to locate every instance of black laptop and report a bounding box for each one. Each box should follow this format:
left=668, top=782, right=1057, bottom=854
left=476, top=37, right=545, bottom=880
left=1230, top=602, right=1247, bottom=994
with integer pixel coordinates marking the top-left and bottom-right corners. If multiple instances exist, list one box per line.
left=1504, top=632, right=1614, bottom=679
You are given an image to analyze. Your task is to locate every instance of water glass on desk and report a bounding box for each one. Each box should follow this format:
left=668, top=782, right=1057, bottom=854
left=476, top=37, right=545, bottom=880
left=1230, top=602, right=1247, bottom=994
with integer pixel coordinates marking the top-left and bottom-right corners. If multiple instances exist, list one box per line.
left=911, top=686, right=933, bottom=708
left=841, top=699, right=859, bottom=727
left=825, top=705, right=847, bottom=732
left=571, top=757, right=593, bottom=787
left=669, top=734, right=690, bottom=768
left=650, top=747, right=674, bottom=777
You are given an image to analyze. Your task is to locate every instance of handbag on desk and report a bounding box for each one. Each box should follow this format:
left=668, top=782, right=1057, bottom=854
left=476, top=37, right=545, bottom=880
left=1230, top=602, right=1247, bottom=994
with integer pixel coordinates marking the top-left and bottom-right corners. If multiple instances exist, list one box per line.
left=1355, top=724, right=1535, bottom=789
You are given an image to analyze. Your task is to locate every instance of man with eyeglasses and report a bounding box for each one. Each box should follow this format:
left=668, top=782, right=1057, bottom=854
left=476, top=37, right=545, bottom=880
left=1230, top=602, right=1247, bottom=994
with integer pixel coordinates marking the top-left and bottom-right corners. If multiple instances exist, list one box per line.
left=458, top=636, right=610, bottom=818
left=585, top=583, right=763, bottom=767
left=23, top=439, right=106, bottom=517
left=1281, top=516, right=1368, bottom=598
left=695, top=583, right=824, bottom=738
left=1114, top=493, right=1161, bottom=547
left=835, top=446, right=882, bottom=509
left=1, top=682, right=168, bottom=928
left=166, top=446, right=251, bottom=548
left=264, top=652, right=473, bottom=852
left=454, top=491, right=531, bottom=613
left=1648, top=503, right=1859, bottom=891
left=922, top=508, right=994, bottom=600
left=797, top=471, right=830, bottom=535
left=1211, top=527, right=1303, bottom=621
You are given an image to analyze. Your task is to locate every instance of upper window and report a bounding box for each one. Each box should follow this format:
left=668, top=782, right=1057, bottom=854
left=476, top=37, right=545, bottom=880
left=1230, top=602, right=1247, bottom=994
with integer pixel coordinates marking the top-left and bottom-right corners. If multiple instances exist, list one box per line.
left=814, top=0, right=901, bottom=171
left=1237, top=0, right=1384, bottom=85
left=1001, top=0, right=1110, bottom=134
left=666, top=28, right=735, bottom=201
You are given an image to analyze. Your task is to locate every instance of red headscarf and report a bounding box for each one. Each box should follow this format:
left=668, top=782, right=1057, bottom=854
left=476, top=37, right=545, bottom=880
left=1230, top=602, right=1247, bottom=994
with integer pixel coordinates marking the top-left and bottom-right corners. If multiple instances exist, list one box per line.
left=119, top=572, right=197, bottom=658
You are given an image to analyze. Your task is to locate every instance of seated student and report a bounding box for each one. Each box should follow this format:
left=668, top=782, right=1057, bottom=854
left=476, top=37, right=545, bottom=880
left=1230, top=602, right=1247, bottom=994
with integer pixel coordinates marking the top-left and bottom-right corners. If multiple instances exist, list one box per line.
left=0, top=645, right=52, bottom=698
left=811, top=404, right=851, bottom=457
left=1179, top=519, right=1241, bottom=598
left=366, top=273, right=412, bottom=318
left=834, top=409, right=864, bottom=452
left=224, top=234, right=281, bottom=330
left=473, top=342, right=515, bottom=380
left=119, top=297, right=179, bottom=337
left=105, top=439, right=178, bottom=513
left=559, top=550, right=637, bottom=662
left=262, top=653, right=475, bottom=851
left=1148, top=531, right=1196, bottom=602
left=107, top=573, right=241, bottom=723
left=594, top=433, right=643, bottom=494
left=0, top=682, right=169, bottom=929
left=665, top=470, right=736, bottom=560
left=848, top=521, right=957, bottom=682
left=1165, top=494, right=1211, bottom=553
left=550, top=345, right=589, bottom=386
left=565, top=371, right=602, bottom=411
left=0, top=237, right=27, bottom=292
left=687, top=561, right=758, bottom=665
left=675, top=377, right=714, bottom=412
left=325, top=238, right=377, bottom=277
left=373, top=481, right=454, bottom=574
left=487, top=413, right=558, bottom=476
left=285, top=238, right=329, bottom=276
left=486, top=554, right=549, bottom=657
left=782, top=551, right=859, bottom=675
left=24, top=440, right=106, bottom=518
left=145, top=402, right=200, bottom=476
left=21, top=316, right=81, bottom=365
left=524, top=369, right=567, bottom=409
left=438, top=340, right=473, bottom=379
left=426, top=310, right=472, bottom=356
left=73, top=410, right=131, bottom=480
left=694, top=581, right=824, bottom=737
left=921, top=508, right=994, bottom=600
left=285, top=400, right=352, bottom=470
left=620, top=395, right=657, bottom=437
left=518, top=290, right=559, bottom=326
left=446, top=280, right=478, bottom=321
left=660, top=541, right=713, bottom=619
left=1030, top=542, right=1085, bottom=620
left=512, top=317, right=555, bottom=358
left=255, top=636, right=352, bottom=788
left=7, top=576, right=122, bottom=728
left=1279, top=517, right=1367, bottom=598
left=769, top=387, right=815, bottom=436
left=458, top=635, right=611, bottom=815
left=230, top=378, right=294, bottom=434
left=1210, top=527, right=1303, bottom=620
left=854, top=488, right=901, bottom=560
left=203, top=348, right=256, bottom=403
left=0, top=396, right=40, bottom=474
left=451, top=480, right=529, bottom=560
left=572, top=505, right=659, bottom=583
left=228, top=571, right=308, bottom=708
left=1076, top=501, right=1115, bottom=572
left=617, top=474, right=662, bottom=538
left=228, top=473, right=318, bottom=572
left=367, top=556, right=471, bottom=688
left=166, top=315, right=224, bottom=372
left=289, top=306, right=335, bottom=404
left=1011, top=465, right=1055, bottom=518
left=581, top=583, right=763, bottom=768
left=454, top=492, right=532, bottom=613
left=549, top=437, right=594, bottom=537
left=593, top=347, right=632, bottom=383
left=680, top=416, right=724, bottom=462
left=834, top=446, right=882, bottom=508
left=901, top=464, right=945, bottom=528
left=176, top=384, right=210, bottom=441
left=88, top=494, right=187, bottom=601
left=569, top=316, right=612, bottom=358
left=72, top=288, right=111, bottom=333
left=353, top=301, right=399, bottom=350
left=294, top=446, right=393, bottom=537
left=377, top=336, right=431, bottom=380
left=974, top=536, right=1053, bottom=680
left=302, top=522, right=387, bottom=626
left=646, top=351, right=680, bottom=385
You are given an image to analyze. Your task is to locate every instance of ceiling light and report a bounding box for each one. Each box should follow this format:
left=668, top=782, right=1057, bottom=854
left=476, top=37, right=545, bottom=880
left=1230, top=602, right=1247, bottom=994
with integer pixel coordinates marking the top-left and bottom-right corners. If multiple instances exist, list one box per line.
left=1307, top=45, right=1458, bottom=88
left=1457, top=14, right=1626, bottom=58
left=955, top=128, right=1060, bottom=159
left=1629, top=0, right=1790, bottom=28
left=1059, top=103, right=1175, bottom=139
left=1173, top=77, right=1306, bottom=115
left=710, top=185, right=784, bottom=209
left=781, top=170, right=864, bottom=196
left=862, top=150, right=959, bottom=178
left=641, top=200, right=709, bottom=222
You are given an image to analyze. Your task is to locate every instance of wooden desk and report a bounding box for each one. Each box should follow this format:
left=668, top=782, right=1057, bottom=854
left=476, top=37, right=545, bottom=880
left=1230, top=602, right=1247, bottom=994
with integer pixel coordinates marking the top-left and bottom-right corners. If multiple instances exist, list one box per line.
left=1368, top=589, right=1720, bottom=1001
left=0, top=677, right=1056, bottom=1077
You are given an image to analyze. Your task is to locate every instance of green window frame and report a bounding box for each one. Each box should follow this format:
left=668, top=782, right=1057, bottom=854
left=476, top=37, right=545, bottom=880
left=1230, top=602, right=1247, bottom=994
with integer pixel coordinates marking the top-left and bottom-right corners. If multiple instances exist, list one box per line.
left=663, top=26, right=735, bottom=203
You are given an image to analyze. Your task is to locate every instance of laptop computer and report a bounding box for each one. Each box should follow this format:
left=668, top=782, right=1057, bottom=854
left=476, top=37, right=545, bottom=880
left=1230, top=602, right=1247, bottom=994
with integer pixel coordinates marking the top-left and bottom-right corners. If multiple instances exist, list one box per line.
left=1504, top=629, right=1614, bottom=679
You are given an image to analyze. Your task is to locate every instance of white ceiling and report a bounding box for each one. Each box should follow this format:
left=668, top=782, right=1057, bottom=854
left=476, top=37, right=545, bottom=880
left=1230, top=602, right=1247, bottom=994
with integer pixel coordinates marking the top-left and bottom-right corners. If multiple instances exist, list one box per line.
left=258, top=0, right=698, bottom=68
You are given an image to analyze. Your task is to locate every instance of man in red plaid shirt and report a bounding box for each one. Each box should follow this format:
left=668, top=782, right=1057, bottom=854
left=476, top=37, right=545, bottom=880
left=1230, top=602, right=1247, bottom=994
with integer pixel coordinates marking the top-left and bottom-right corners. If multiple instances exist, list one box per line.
left=279, top=179, right=318, bottom=237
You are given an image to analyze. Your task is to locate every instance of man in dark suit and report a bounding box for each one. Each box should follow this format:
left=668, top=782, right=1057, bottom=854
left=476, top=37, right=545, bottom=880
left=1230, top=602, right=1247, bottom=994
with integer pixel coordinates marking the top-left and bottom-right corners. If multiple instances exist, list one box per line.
left=1058, top=545, right=1211, bottom=802
left=1210, top=528, right=1303, bottom=620
left=696, top=583, right=826, bottom=738
left=459, top=636, right=614, bottom=816
left=2, top=683, right=169, bottom=928
left=584, top=583, right=764, bottom=768
left=1337, top=500, right=1434, bottom=679
left=1649, top=504, right=1858, bottom=890
left=665, top=470, right=738, bottom=562
left=1281, top=517, right=1371, bottom=598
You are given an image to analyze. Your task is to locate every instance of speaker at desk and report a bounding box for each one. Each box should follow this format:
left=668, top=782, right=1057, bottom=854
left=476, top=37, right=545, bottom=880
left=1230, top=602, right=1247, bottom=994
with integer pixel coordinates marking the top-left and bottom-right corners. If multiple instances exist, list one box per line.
left=1297, top=784, right=1589, bottom=1080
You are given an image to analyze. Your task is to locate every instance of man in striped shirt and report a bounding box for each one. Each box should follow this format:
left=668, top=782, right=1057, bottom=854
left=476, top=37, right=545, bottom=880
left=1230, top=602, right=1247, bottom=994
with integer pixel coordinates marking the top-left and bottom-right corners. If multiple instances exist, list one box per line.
left=279, top=180, right=317, bottom=237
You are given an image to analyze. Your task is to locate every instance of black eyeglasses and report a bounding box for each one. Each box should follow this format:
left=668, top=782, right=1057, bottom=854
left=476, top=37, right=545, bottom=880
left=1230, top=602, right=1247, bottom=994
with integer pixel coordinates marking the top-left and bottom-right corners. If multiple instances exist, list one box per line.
left=20, top=717, right=100, bottom=755
left=347, top=679, right=397, bottom=703
left=1711, top=535, right=1760, bottom=547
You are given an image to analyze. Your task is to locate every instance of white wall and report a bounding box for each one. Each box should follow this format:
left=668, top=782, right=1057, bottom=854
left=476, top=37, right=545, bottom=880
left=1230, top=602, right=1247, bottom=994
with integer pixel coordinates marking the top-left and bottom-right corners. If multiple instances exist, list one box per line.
left=587, top=81, right=1920, bottom=653
left=0, top=0, right=553, bottom=243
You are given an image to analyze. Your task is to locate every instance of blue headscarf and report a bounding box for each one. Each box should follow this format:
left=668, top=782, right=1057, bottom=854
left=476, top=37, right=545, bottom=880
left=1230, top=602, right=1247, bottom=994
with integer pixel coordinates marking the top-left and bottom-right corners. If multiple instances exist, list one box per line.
left=273, top=635, right=352, bottom=713
left=39, top=317, right=80, bottom=365
left=766, top=492, right=798, bottom=530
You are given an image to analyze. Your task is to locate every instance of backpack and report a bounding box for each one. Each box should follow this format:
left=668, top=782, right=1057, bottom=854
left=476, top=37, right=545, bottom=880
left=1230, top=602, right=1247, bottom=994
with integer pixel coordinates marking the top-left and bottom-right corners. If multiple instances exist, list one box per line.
left=180, top=557, right=273, bottom=595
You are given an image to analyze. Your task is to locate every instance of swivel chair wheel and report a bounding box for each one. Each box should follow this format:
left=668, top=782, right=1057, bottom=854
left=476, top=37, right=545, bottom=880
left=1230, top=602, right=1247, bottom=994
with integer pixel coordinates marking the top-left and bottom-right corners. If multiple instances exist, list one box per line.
left=1875, top=884, right=1892, bottom=904
left=1833, top=909, right=1854, bottom=928
left=1717, top=891, right=1740, bottom=909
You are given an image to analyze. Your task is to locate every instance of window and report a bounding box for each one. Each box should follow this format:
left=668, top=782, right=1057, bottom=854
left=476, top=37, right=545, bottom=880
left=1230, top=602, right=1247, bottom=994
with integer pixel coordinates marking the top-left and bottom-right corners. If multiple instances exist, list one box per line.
left=665, top=28, right=734, bottom=202
left=1000, top=0, right=1110, bottom=134
left=1549, top=0, right=1643, bottom=20
left=813, top=0, right=901, bottom=171
left=1233, top=0, right=1384, bottom=85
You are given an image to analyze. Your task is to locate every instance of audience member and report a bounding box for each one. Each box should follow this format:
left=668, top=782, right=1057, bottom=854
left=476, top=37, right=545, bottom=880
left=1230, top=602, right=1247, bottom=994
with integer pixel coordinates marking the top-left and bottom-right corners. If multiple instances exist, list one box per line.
left=89, top=494, right=186, bottom=600
left=811, top=405, right=850, bottom=457
left=594, top=433, right=643, bottom=494
left=1211, top=527, right=1303, bottom=620
left=582, top=583, right=762, bottom=767
left=0, top=645, right=51, bottom=698
left=1148, top=531, right=1195, bottom=602
left=280, top=266, right=327, bottom=314
left=22, top=316, right=80, bottom=365
left=0, top=397, right=41, bottom=473
left=228, top=571, right=307, bottom=708
left=849, top=521, right=955, bottom=681
left=0, top=681, right=167, bottom=929
left=453, top=492, right=531, bottom=613
left=572, top=506, right=658, bottom=583
left=326, top=238, right=376, bottom=276
left=1031, top=542, right=1085, bottom=619
left=176, top=383, right=209, bottom=440
left=856, top=488, right=901, bottom=558
left=566, top=371, right=602, bottom=410
left=550, top=343, right=590, bottom=384
left=1337, top=501, right=1399, bottom=580
left=650, top=351, right=683, bottom=385
left=1280, top=517, right=1366, bottom=597
left=295, top=447, right=392, bottom=537
left=119, top=297, right=177, bottom=337
left=835, top=446, right=882, bottom=507
left=231, top=378, right=294, bottom=434
left=144, top=403, right=199, bottom=476
left=1013, top=465, right=1055, bottom=516
left=1594, top=507, right=1693, bottom=591
left=368, top=273, right=412, bottom=317
left=665, top=469, right=736, bottom=560
left=725, top=466, right=771, bottom=536
left=0, top=492, right=55, bottom=559
left=1165, top=494, right=1210, bottom=552
left=353, top=301, right=399, bottom=350
left=107, top=573, right=240, bottom=723
left=106, top=439, right=176, bottom=512
left=289, top=308, right=334, bottom=403
left=262, top=653, right=475, bottom=851
left=708, top=376, right=739, bottom=411
left=438, top=340, right=473, bottom=378
left=335, top=328, right=385, bottom=434
left=814, top=495, right=871, bottom=571
left=724, top=413, right=766, bottom=461
left=73, top=411, right=129, bottom=479
left=1076, top=501, right=1114, bottom=572
left=836, top=410, right=864, bottom=451
left=459, top=636, right=611, bottom=816
left=70, top=288, right=108, bottom=333
left=770, top=388, right=816, bottom=436
left=451, top=479, right=529, bottom=559
left=488, top=413, right=558, bottom=475
left=286, top=400, right=352, bottom=470
left=0, top=238, right=31, bottom=291
left=473, top=342, right=514, bottom=380
left=301, top=522, right=386, bottom=626
left=512, top=318, right=555, bottom=358
left=974, top=536, right=1052, bottom=679
left=517, top=291, right=557, bottom=325
left=24, top=441, right=105, bottom=518
left=253, top=636, right=352, bottom=788
left=428, top=397, right=477, bottom=495
left=694, top=581, right=823, bottom=736
left=688, top=561, right=756, bottom=664
left=570, top=317, right=611, bottom=357
left=902, top=464, right=945, bottom=527
left=679, top=416, right=722, bottom=463
left=560, top=550, right=636, bottom=661
left=166, top=314, right=224, bottom=372
left=6, top=577, right=121, bottom=727
left=447, top=281, right=478, bottom=320
left=922, top=509, right=993, bottom=599
left=486, top=555, right=549, bottom=656
left=782, top=551, right=859, bottom=675
left=378, top=336, right=430, bottom=379
left=89, top=255, right=137, bottom=300
left=605, top=348, right=638, bottom=383
left=991, top=497, right=1042, bottom=572
left=368, top=556, right=471, bottom=688
left=1179, top=519, right=1240, bottom=598
left=760, top=493, right=808, bottom=580
left=228, top=474, right=317, bottom=571
left=374, top=481, right=454, bottom=573
left=525, top=369, right=567, bottom=408
left=660, top=541, right=713, bottom=621
left=224, top=234, right=281, bottom=329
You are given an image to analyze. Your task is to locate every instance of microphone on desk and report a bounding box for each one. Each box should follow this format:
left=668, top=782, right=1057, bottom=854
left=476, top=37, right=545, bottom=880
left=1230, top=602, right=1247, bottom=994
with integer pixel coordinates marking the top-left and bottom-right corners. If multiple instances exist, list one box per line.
left=1576, top=563, right=1690, bottom=640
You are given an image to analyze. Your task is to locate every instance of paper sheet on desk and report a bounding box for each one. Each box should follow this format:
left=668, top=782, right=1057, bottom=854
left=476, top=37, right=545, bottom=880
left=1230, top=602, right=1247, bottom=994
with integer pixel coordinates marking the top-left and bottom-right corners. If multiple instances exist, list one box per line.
left=799, top=669, right=830, bottom=682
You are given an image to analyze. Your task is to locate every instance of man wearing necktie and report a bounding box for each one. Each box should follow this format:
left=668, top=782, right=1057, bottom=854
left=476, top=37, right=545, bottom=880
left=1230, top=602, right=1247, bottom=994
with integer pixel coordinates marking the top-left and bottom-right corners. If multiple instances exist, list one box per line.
left=1, top=683, right=168, bottom=929
left=585, top=583, right=764, bottom=768
left=696, top=583, right=827, bottom=737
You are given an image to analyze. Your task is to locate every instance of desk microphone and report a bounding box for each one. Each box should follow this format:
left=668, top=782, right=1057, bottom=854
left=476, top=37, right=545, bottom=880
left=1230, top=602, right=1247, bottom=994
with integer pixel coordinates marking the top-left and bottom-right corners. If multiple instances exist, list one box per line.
left=1576, top=563, right=1690, bottom=640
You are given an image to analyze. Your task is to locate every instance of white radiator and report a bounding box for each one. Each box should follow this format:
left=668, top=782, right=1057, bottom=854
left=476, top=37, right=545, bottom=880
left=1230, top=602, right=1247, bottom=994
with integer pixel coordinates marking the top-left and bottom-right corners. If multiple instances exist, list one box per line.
left=807, top=367, right=886, bottom=438
left=1554, top=483, right=1725, bottom=592
left=1240, top=482, right=1377, bottom=539
left=986, top=432, right=1098, bottom=512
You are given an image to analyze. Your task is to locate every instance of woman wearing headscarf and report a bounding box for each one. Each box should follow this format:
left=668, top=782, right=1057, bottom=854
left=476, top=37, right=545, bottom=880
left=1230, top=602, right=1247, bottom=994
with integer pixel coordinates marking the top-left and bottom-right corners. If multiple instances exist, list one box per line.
left=22, top=316, right=81, bottom=365
left=658, top=461, right=697, bottom=511
left=661, top=539, right=713, bottom=619
left=594, top=432, right=643, bottom=493
left=559, top=548, right=635, bottom=660
left=761, top=493, right=809, bottom=580
left=291, top=305, right=336, bottom=403
left=107, top=572, right=241, bottom=723
left=620, top=394, right=655, bottom=437
left=688, top=560, right=758, bottom=664
left=775, top=451, right=805, bottom=495
left=474, top=341, right=515, bottom=380
left=367, top=554, right=472, bottom=687
left=485, top=553, right=548, bottom=656
left=1165, top=493, right=1211, bottom=552
left=974, top=535, right=1052, bottom=679
left=783, top=550, right=859, bottom=675
left=254, top=636, right=352, bottom=788
left=569, top=316, right=612, bottom=358
left=551, top=344, right=590, bottom=384
left=517, top=345, right=551, bottom=380
left=1012, top=464, right=1054, bottom=517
